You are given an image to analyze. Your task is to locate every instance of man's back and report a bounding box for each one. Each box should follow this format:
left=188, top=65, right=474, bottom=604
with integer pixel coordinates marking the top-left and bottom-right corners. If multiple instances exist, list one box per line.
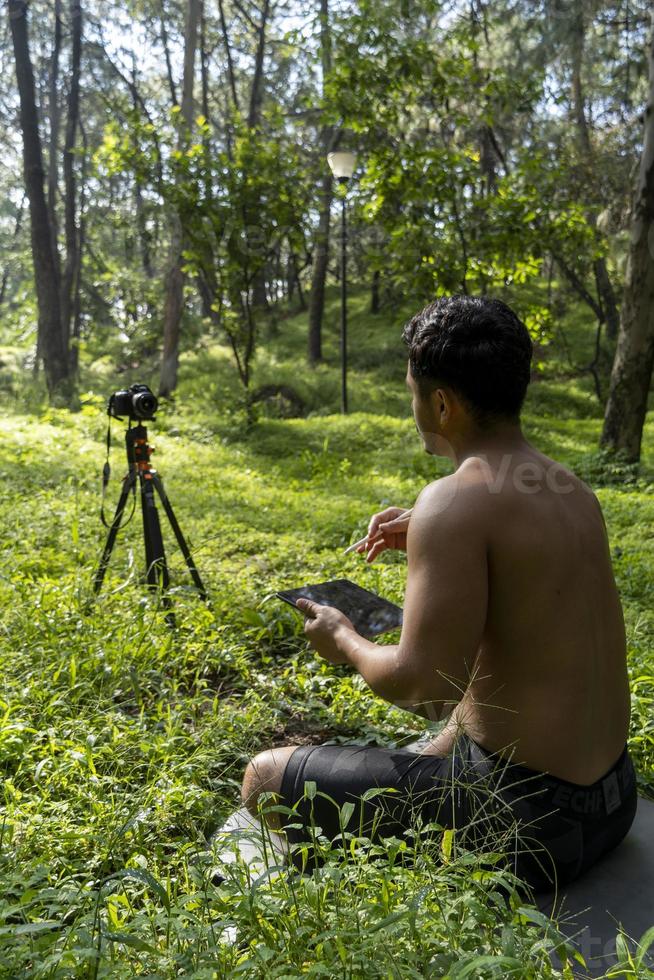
left=245, top=296, right=638, bottom=897
left=421, top=445, right=631, bottom=785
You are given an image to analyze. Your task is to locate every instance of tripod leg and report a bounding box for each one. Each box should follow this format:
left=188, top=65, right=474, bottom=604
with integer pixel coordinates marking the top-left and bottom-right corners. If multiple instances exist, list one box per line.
left=139, top=473, right=174, bottom=624
left=93, top=472, right=137, bottom=594
left=151, top=473, right=208, bottom=601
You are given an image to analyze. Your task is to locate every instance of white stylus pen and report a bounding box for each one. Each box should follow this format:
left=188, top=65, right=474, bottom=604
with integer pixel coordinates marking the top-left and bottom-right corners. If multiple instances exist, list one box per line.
left=343, top=509, right=412, bottom=555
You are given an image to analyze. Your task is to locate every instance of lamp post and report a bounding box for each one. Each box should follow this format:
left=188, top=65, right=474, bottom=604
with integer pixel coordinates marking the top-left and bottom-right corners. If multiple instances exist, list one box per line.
left=327, top=150, right=357, bottom=414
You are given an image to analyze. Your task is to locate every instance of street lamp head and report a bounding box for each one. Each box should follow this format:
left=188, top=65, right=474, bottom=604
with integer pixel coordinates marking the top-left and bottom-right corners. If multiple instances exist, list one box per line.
left=327, top=150, right=357, bottom=183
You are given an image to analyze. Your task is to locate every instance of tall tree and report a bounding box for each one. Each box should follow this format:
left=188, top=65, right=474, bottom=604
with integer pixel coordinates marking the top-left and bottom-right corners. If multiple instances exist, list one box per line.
left=248, top=0, right=272, bottom=311
left=158, top=0, right=178, bottom=107
left=307, top=0, right=335, bottom=365
left=600, top=10, right=654, bottom=462
left=248, top=0, right=270, bottom=130
left=569, top=2, right=620, bottom=341
left=8, top=0, right=70, bottom=397
left=218, top=0, right=239, bottom=113
left=0, top=193, right=25, bottom=307
left=159, top=0, right=200, bottom=398
left=61, top=0, right=82, bottom=363
left=47, top=0, right=63, bottom=290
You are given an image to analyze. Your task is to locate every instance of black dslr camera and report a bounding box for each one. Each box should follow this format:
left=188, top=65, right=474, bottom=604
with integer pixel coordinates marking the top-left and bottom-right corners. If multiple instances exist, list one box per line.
left=108, top=383, right=158, bottom=422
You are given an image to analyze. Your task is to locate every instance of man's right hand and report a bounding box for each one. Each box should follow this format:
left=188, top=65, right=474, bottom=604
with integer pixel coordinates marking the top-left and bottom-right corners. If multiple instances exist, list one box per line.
left=357, top=506, right=412, bottom=563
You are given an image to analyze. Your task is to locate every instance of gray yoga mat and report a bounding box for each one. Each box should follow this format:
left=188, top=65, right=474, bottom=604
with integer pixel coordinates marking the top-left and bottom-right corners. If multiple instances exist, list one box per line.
left=537, top=794, right=654, bottom=978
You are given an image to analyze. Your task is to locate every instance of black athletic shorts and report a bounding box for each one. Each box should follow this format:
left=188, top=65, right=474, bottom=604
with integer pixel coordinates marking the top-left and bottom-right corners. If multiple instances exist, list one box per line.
left=279, top=734, right=638, bottom=896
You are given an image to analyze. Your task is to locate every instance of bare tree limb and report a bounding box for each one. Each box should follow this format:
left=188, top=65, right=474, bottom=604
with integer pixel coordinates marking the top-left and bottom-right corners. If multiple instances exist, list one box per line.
left=248, top=0, right=270, bottom=128
left=218, top=0, right=240, bottom=112
left=158, top=0, right=178, bottom=106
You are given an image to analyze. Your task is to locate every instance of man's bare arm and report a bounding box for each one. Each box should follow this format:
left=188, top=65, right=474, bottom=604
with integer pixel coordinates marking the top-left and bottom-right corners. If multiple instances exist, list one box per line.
left=334, top=476, right=488, bottom=715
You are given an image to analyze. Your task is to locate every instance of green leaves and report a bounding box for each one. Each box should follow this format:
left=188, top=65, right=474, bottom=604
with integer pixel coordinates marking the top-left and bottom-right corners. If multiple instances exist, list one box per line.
left=0, top=331, right=653, bottom=976
left=108, top=868, right=170, bottom=911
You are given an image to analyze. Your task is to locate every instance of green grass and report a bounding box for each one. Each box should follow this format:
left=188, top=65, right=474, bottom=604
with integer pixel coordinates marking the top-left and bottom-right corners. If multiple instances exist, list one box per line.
left=0, top=287, right=653, bottom=976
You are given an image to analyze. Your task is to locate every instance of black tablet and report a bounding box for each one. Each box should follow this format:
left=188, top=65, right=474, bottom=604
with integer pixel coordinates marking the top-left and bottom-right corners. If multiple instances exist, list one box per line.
left=276, top=578, right=403, bottom=639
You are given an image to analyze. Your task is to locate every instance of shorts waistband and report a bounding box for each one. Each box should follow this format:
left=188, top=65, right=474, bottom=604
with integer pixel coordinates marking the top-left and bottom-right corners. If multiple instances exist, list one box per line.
left=467, top=738, right=636, bottom=818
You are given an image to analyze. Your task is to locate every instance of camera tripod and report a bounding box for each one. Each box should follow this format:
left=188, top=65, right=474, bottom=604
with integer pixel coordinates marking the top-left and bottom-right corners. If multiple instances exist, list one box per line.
left=93, top=422, right=207, bottom=624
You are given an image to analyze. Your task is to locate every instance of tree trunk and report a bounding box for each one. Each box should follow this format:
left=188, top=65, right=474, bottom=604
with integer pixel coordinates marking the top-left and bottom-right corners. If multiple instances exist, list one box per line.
left=160, top=214, right=185, bottom=394
left=0, top=194, right=25, bottom=308
left=180, top=3, right=200, bottom=168
left=218, top=0, right=239, bottom=112
left=9, top=0, right=69, bottom=397
left=196, top=3, right=214, bottom=318
left=47, top=0, right=62, bottom=290
left=199, top=3, right=211, bottom=134
left=308, top=0, right=335, bottom=364
left=247, top=0, right=270, bottom=129
left=570, top=4, right=620, bottom=341
left=287, top=249, right=306, bottom=311
left=134, top=180, right=153, bottom=278
left=159, top=0, right=178, bottom=107
left=61, top=0, right=82, bottom=355
left=70, top=119, right=87, bottom=374
left=127, top=62, right=154, bottom=281
left=594, top=259, right=620, bottom=341
left=370, top=268, right=380, bottom=314
left=251, top=271, right=269, bottom=311
left=308, top=171, right=332, bottom=363
left=159, top=0, right=200, bottom=398
left=479, top=125, right=497, bottom=195
left=248, top=0, right=271, bottom=311
left=600, top=12, right=654, bottom=463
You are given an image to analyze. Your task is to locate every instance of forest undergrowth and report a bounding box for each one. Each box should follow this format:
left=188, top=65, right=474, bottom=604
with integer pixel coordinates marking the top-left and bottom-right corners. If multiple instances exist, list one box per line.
left=0, top=290, right=653, bottom=977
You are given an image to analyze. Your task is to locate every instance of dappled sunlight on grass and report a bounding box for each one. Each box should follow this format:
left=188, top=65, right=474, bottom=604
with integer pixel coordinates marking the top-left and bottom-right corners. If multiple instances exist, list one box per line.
left=0, top=292, right=653, bottom=975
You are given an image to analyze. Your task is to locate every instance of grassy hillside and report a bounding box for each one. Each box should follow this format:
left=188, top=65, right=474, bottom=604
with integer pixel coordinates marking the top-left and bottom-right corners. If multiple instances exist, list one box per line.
left=0, top=289, right=653, bottom=977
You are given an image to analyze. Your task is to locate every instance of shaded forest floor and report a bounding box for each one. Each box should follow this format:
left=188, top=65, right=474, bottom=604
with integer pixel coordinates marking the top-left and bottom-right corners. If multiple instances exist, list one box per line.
left=0, top=288, right=653, bottom=976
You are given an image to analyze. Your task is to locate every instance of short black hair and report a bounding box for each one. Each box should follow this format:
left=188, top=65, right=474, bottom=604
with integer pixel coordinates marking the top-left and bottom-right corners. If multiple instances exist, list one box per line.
left=402, top=295, right=533, bottom=421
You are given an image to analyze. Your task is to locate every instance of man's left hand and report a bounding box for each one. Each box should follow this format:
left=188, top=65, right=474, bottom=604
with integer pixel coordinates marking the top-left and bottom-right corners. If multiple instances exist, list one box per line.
left=295, top=598, right=356, bottom=665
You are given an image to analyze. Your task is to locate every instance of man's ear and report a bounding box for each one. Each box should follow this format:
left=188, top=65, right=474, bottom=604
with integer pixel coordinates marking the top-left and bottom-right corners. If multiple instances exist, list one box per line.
left=434, top=387, right=450, bottom=423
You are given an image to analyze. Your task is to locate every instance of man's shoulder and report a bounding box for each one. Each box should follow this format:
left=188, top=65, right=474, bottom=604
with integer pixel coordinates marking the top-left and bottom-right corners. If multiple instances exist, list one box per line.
left=407, top=473, right=489, bottom=565
left=413, top=455, right=600, bottom=526
left=412, top=466, right=492, bottom=529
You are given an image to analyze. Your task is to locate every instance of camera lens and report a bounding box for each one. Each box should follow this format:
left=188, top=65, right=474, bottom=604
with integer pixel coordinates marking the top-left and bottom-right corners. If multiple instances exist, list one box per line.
left=132, top=391, right=158, bottom=419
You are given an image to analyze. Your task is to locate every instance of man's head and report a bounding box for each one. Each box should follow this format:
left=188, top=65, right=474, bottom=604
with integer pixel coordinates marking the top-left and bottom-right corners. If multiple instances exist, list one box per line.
left=402, top=295, right=533, bottom=455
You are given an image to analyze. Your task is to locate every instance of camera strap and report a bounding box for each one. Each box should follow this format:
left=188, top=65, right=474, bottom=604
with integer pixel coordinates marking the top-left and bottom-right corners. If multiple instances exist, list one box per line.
left=100, top=416, right=136, bottom=530
left=100, top=419, right=112, bottom=528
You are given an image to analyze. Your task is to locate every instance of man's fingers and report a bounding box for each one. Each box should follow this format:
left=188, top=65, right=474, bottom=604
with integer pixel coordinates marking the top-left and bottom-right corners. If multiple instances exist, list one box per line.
left=296, top=597, right=319, bottom=618
left=380, top=517, right=408, bottom=531
left=366, top=540, right=386, bottom=563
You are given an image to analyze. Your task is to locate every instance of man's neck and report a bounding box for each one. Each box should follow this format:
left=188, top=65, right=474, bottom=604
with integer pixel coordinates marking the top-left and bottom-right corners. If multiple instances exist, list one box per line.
left=448, top=421, right=529, bottom=468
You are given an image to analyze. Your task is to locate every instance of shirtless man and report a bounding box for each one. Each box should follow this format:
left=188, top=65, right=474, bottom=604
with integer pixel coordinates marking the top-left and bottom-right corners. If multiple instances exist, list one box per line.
left=241, top=295, right=637, bottom=894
